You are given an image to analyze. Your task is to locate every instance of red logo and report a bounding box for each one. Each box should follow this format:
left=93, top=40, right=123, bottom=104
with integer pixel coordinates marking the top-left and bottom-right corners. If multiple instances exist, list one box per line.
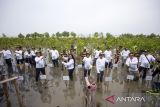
left=105, top=95, right=115, bottom=104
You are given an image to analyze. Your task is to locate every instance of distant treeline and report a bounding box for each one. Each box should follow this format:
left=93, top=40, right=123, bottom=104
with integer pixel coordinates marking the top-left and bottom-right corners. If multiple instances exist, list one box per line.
left=0, top=32, right=160, bottom=53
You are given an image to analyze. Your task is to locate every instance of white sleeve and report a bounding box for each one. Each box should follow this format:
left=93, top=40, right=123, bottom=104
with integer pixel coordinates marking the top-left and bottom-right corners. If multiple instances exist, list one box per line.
left=125, top=58, right=130, bottom=66
left=121, top=51, right=123, bottom=56
left=35, top=57, right=43, bottom=63
left=151, top=55, right=155, bottom=62
left=139, top=56, right=142, bottom=63
left=56, top=50, right=59, bottom=57
left=64, top=59, right=74, bottom=67
left=7, top=50, right=12, bottom=55
left=96, top=59, right=100, bottom=73
left=90, top=58, right=93, bottom=65
left=130, top=58, right=138, bottom=65
left=82, top=57, right=85, bottom=62
left=16, top=51, right=22, bottom=54
left=110, top=51, right=113, bottom=56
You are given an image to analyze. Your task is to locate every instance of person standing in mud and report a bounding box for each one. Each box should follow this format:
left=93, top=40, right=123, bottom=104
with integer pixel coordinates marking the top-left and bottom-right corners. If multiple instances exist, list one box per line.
left=70, top=44, right=77, bottom=55
left=31, top=47, right=37, bottom=67
left=126, top=52, right=140, bottom=80
left=24, top=49, right=32, bottom=68
left=15, top=46, right=24, bottom=69
left=96, top=53, right=105, bottom=83
left=49, top=47, right=59, bottom=67
left=0, top=47, right=13, bottom=75
left=114, top=49, right=120, bottom=66
left=62, top=54, right=75, bottom=80
left=61, top=49, right=69, bottom=70
left=93, top=47, right=102, bottom=66
left=35, top=51, right=46, bottom=82
left=82, top=53, right=92, bottom=77
left=139, top=50, right=155, bottom=79
left=121, top=48, right=130, bottom=66
left=151, top=52, right=160, bottom=93
left=152, top=51, right=160, bottom=77
left=81, top=47, right=87, bottom=68
left=104, top=47, right=113, bottom=69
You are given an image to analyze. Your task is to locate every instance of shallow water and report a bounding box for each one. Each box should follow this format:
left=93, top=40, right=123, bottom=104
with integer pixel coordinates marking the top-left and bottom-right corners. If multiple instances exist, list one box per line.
left=0, top=61, right=160, bottom=107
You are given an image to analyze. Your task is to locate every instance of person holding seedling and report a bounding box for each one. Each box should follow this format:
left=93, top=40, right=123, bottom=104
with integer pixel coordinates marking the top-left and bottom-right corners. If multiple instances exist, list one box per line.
left=139, top=50, right=155, bottom=79
left=49, top=47, right=59, bottom=67
left=62, top=54, right=76, bottom=80
left=15, top=46, right=24, bottom=69
left=82, top=52, right=92, bottom=77
left=121, top=48, right=130, bottom=67
left=35, top=51, right=46, bottom=82
left=126, top=52, right=140, bottom=81
left=104, top=47, right=113, bottom=69
left=93, top=47, right=102, bottom=66
left=96, top=53, right=105, bottom=83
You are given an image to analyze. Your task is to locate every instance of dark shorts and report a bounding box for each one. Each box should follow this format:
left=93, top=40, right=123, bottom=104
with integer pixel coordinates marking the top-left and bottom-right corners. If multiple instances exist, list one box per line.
left=25, top=58, right=32, bottom=64
left=16, top=59, right=24, bottom=64
left=5, top=58, right=12, bottom=65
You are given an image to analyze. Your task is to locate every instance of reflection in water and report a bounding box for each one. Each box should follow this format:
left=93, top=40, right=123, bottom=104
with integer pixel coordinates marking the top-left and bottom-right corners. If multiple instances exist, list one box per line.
left=39, top=86, right=52, bottom=104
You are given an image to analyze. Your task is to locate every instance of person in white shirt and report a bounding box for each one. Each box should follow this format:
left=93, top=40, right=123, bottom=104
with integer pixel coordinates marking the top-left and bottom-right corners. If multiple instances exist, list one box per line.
left=96, top=53, right=105, bottom=83
left=35, top=51, right=46, bottom=82
left=15, top=46, right=24, bottom=65
left=121, top=48, right=130, bottom=66
left=82, top=53, right=92, bottom=77
left=126, top=52, right=139, bottom=80
left=62, top=54, right=75, bottom=80
left=93, top=47, right=102, bottom=66
left=139, top=50, right=155, bottom=79
left=104, top=48, right=113, bottom=69
left=31, top=47, right=37, bottom=67
left=0, top=48, right=13, bottom=75
left=49, top=47, right=59, bottom=67
left=24, top=49, right=32, bottom=65
left=0, top=48, right=12, bottom=66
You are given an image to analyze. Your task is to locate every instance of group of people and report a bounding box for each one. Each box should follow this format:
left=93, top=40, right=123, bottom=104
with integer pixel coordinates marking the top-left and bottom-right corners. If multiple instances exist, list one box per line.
left=0, top=46, right=160, bottom=92
left=80, top=47, right=160, bottom=92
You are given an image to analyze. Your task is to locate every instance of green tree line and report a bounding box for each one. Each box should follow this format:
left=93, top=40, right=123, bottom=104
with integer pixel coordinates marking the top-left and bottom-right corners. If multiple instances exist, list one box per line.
left=0, top=32, right=160, bottom=53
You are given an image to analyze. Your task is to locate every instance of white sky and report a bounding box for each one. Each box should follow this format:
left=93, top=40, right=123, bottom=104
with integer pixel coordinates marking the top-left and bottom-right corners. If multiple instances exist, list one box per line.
left=0, top=0, right=160, bottom=36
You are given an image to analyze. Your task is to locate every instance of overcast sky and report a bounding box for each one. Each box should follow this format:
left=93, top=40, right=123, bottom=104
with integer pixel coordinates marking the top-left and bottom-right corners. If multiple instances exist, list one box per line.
left=0, top=0, right=160, bottom=36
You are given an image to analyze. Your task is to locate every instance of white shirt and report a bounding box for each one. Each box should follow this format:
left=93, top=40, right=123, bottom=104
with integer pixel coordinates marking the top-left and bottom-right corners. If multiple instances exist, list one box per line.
left=31, top=50, right=36, bottom=56
left=2, top=50, right=12, bottom=59
left=83, top=56, right=92, bottom=69
left=104, top=50, right=112, bottom=62
left=50, top=49, right=59, bottom=60
left=63, top=59, right=74, bottom=70
left=121, top=50, right=130, bottom=59
left=15, top=50, right=23, bottom=59
left=94, top=50, right=102, bottom=58
left=126, top=57, right=138, bottom=71
left=139, top=54, right=155, bottom=68
left=35, top=56, right=45, bottom=68
left=96, top=58, right=106, bottom=73
left=24, top=51, right=32, bottom=58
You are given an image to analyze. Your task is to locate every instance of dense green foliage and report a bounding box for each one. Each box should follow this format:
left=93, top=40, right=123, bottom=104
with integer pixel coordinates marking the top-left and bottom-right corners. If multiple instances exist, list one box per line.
left=0, top=33, right=160, bottom=53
